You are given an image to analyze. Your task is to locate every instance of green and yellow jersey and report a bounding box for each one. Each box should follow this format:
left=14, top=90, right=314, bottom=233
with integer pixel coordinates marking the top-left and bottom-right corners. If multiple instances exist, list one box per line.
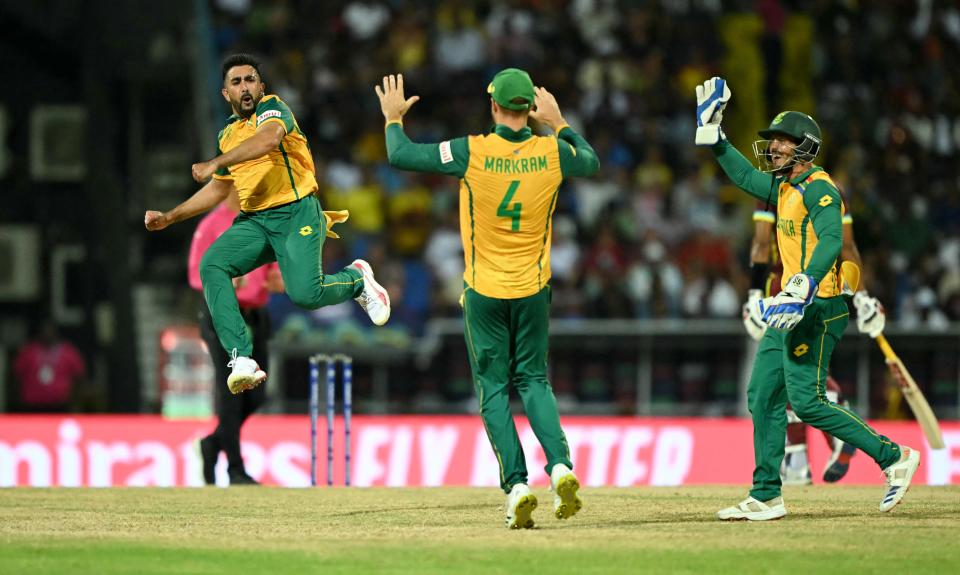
left=716, top=140, right=844, bottom=298
left=213, top=94, right=317, bottom=212
left=385, top=122, right=599, bottom=299
left=754, top=196, right=853, bottom=298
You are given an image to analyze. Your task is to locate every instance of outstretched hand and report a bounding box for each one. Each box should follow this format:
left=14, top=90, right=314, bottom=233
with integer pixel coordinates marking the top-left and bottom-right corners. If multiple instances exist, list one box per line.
left=528, top=86, right=566, bottom=131
left=375, top=74, right=420, bottom=123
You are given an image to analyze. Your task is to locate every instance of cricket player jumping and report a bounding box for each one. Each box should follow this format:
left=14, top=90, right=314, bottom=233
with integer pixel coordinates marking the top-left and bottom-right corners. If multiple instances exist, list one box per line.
left=375, top=70, right=599, bottom=528
left=146, top=54, right=390, bottom=394
left=696, top=76, right=920, bottom=520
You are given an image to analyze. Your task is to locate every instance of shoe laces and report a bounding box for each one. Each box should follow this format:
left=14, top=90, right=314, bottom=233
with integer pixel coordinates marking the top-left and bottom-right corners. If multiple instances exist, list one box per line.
left=355, top=291, right=370, bottom=310
left=227, top=348, right=238, bottom=369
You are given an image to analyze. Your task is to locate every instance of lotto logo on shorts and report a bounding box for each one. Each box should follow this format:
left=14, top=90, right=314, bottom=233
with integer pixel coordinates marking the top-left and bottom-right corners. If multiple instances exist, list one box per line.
left=793, top=343, right=809, bottom=357
left=299, top=226, right=313, bottom=236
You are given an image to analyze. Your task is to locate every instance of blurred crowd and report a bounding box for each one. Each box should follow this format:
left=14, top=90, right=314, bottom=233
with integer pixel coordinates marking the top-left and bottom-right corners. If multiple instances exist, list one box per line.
left=209, top=0, right=960, bottom=336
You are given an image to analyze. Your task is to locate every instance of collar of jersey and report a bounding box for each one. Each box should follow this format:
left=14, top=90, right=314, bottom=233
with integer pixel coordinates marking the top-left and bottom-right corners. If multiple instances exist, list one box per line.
left=225, top=112, right=253, bottom=125
left=492, top=124, right=532, bottom=142
left=785, top=165, right=822, bottom=186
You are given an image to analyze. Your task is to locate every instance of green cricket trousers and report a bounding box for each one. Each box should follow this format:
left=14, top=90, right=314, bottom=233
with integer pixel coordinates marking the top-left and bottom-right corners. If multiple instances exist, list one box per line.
left=462, top=285, right=573, bottom=493
left=200, top=193, right=363, bottom=357
left=748, top=296, right=901, bottom=501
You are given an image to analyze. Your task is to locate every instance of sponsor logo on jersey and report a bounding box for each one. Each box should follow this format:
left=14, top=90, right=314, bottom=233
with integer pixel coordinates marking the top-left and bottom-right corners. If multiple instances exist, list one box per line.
left=793, top=343, right=809, bottom=357
left=257, top=110, right=282, bottom=124
left=818, top=194, right=833, bottom=207
left=439, top=141, right=453, bottom=164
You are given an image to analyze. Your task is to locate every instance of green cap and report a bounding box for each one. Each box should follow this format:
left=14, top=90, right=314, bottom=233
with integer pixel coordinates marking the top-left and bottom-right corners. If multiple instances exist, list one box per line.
left=487, top=68, right=535, bottom=111
left=758, top=110, right=822, bottom=143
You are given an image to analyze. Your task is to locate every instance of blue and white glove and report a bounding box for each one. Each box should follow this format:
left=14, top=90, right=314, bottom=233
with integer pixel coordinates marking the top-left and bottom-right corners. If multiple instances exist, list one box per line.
left=758, top=273, right=818, bottom=331
left=695, top=77, right=731, bottom=145
left=742, top=289, right=767, bottom=341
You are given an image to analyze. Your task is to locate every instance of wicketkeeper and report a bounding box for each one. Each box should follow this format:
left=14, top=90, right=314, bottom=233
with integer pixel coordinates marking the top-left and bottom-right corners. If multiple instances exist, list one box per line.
left=744, top=202, right=887, bottom=485
left=696, top=77, right=919, bottom=520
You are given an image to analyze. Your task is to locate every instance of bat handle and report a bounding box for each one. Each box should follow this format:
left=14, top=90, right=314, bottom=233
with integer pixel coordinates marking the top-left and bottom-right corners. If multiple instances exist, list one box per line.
left=875, top=334, right=897, bottom=361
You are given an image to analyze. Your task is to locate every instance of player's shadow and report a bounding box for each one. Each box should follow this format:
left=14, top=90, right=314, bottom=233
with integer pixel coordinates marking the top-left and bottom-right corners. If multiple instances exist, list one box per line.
left=325, top=502, right=492, bottom=518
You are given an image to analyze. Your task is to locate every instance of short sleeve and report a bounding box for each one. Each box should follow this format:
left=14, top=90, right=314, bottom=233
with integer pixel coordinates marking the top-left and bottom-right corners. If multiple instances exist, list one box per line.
left=255, top=96, right=294, bottom=134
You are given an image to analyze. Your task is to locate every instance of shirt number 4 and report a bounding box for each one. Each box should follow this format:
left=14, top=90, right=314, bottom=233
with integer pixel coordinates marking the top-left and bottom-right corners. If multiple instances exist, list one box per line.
left=497, top=180, right=523, bottom=232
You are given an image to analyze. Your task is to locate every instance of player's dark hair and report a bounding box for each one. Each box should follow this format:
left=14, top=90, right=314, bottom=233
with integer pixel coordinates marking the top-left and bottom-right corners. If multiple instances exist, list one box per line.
left=221, top=53, right=263, bottom=82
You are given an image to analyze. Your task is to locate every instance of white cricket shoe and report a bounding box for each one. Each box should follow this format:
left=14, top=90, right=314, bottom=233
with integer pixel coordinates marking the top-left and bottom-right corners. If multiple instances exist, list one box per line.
left=351, top=259, right=390, bottom=326
left=550, top=463, right=582, bottom=520
left=717, top=496, right=787, bottom=521
left=505, top=483, right=537, bottom=529
left=879, top=446, right=920, bottom=512
left=226, top=355, right=266, bottom=395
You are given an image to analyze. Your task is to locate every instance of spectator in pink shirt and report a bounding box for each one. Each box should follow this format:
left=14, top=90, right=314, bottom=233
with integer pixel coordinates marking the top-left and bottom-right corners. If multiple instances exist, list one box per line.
left=190, top=191, right=283, bottom=486
left=13, top=320, right=87, bottom=412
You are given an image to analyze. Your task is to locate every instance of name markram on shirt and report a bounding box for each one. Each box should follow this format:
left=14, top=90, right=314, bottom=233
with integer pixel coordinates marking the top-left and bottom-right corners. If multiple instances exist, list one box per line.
left=438, top=141, right=549, bottom=174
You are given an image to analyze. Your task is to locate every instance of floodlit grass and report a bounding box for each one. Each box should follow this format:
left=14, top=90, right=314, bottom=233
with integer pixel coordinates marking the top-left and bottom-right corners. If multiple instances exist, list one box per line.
left=1, top=486, right=958, bottom=574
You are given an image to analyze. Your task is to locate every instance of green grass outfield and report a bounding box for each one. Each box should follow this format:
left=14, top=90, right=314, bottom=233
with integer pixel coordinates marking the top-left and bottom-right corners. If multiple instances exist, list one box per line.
left=1, top=486, right=958, bottom=574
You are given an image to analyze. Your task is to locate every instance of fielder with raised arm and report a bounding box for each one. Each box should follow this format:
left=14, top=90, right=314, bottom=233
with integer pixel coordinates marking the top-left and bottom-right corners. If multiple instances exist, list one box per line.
left=145, top=54, right=390, bottom=394
left=696, top=77, right=918, bottom=520
left=375, top=70, right=599, bottom=529
left=745, top=200, right=887, bottom=485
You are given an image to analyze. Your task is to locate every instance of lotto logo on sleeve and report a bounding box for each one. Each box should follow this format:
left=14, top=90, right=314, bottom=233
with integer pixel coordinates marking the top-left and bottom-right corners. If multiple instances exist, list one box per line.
left=818, top=194, right=833, bottom=207
left=439, top=141, right=453, bottom=164
left=257, top=110, right=282, bottom=124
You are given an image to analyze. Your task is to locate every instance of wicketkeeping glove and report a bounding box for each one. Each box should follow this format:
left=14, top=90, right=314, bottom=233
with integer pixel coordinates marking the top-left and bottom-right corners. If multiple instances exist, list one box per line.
left=742, top=289, right=767, bottom=341
left=695, top=77, right=731, bottom=146
left=758, top=273, right=818, bottom=331
left=853, top=290, right=886, bottom=338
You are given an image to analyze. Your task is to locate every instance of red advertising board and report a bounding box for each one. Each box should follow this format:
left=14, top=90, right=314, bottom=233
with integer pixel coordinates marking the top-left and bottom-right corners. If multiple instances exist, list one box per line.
left=0, top=415, right=957, bottom=487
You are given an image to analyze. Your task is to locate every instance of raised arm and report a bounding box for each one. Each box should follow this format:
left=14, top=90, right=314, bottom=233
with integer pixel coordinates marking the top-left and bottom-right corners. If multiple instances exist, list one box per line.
left=713, top=141, right=778, bottom=203
left=144, top=178, right=234, bottom=231
left=694, top=77, right=777, bottom=203
left=376, top=73, right=469, bottom=177
left=529, top=86, right=599, bottom=178
left=385, top=123, right=469, bottom=177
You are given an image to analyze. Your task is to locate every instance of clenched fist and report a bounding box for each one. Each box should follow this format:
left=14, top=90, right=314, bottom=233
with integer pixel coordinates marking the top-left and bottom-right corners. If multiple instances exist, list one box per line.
left=144, top=210, right=170, bottom=231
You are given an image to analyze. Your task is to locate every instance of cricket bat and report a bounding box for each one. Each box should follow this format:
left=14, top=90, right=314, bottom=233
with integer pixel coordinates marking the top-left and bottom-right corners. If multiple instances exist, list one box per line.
left=875, top=335, right=945, bottom=449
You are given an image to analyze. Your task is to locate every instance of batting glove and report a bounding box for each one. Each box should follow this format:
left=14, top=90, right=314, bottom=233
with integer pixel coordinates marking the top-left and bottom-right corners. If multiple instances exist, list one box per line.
left=695, top=77, right=731, bottom=146
left=742, top=289, right=767, bottom=341
left=759, top=273, right=818, bottom=331
left=853, top=290, right=886, bottom=338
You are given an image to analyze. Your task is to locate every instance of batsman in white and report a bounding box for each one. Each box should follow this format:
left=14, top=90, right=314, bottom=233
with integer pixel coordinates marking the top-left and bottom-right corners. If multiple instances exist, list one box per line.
left=696, top=76, right=919, bottom=520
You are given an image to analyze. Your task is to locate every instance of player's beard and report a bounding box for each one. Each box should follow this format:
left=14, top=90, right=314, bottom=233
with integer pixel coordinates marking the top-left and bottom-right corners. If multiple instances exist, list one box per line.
left=234, top=91, right=262, bottom=118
